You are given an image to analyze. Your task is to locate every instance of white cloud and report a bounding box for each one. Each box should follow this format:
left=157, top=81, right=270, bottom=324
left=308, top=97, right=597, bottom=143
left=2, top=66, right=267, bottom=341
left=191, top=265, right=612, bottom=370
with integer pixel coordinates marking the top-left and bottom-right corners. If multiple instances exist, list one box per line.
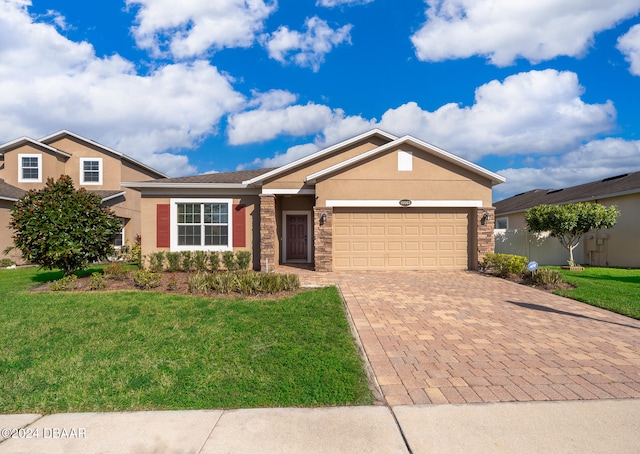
left=411, top=0, right=640, bottom=66
left=227, top=103, right=338, bottom=144
left=617, top=24, right=640, bottom=76
left=247, top=89, right=298, bottom=109
left=261, top=16, right=352, bottom=71
left=376, top=70, right=616, bottom=161
left=316, top=0, right=374, bottom=6
left=238, top=69, right=618, bottom=172
left=494, top=139, right=640, bottom=199
left=0, top=0, right=244, bottom=177
left=127, top=0, right=277, bottom=58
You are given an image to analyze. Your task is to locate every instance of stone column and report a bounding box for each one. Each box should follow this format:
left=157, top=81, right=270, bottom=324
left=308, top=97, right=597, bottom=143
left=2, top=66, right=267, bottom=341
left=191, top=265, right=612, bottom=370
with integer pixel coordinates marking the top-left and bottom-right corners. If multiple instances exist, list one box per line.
left=313, top=207, right=333, bottom=272
left=259, top=194, right=277, bottom=272
left=476, top=207, right=496, bottom=269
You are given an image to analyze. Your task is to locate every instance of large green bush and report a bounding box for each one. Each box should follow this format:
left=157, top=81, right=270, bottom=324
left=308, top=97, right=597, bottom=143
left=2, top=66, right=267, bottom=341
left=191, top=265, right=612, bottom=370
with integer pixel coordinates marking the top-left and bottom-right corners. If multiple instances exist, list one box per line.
left=482, top=253, right=528, bottom=277
left=10, top=175, right=121, bottom=275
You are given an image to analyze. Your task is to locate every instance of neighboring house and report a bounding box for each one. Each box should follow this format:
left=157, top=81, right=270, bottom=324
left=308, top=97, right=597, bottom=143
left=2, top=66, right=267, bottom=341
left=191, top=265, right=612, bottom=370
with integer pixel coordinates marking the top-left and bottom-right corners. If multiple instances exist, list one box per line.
left=124, top=129, right=505, bottom=272
left=0, top=130, right=167, bottom=263
left=494, top=171, right=640, bottom=267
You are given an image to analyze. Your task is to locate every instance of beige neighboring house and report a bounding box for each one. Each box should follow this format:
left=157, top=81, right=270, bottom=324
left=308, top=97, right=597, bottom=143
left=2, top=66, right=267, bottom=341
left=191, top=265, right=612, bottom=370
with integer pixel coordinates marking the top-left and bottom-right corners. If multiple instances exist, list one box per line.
left=0, top=130, right=167, bottom=264
left=124, top=129, right=505, bottom=272
left=494, top=171, right=640, bottom=267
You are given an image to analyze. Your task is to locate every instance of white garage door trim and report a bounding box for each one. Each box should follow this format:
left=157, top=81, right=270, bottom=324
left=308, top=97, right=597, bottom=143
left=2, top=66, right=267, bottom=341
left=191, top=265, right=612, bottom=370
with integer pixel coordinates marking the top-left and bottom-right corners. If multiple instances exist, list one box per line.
left=327, top=199, right=482, bottom=208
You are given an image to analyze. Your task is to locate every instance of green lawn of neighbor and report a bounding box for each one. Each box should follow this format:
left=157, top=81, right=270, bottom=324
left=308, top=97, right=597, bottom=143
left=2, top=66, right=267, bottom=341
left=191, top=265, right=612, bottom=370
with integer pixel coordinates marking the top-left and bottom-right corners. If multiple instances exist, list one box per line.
left=551, top=266, right=640, bottom=320
left=0, top=267, right=372, bottom=414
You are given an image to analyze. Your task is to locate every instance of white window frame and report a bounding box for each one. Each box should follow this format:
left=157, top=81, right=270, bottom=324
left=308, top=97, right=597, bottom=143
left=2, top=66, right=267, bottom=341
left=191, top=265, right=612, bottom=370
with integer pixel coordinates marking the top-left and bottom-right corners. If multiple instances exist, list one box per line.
left=80, top=158, right=103, bottom=185
left=170, top=198, right=233, bottom=251
left=18, top=153, right=42, bottom=183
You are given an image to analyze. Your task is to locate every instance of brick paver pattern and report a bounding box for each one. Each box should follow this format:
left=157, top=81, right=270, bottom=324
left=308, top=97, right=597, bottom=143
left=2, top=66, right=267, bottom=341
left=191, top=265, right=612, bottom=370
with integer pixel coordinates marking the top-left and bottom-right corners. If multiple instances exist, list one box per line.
left=286, top=267, right=640, bottom=405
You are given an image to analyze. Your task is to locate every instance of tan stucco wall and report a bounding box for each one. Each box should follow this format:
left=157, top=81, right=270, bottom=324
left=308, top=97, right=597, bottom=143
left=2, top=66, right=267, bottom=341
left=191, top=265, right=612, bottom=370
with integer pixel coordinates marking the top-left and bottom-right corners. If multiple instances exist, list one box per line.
left=314, top=146, right=494, bottom=206
left=0, top=143, right=66, bottom=189
left=263, top=136, right=390, bottom=191
left=0, top=201, right=22, bottom=264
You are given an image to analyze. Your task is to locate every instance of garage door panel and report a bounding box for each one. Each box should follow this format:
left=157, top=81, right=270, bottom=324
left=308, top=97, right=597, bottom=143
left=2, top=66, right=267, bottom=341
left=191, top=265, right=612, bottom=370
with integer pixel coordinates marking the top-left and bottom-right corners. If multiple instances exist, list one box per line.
left=333, top=208, right=469, bottom=270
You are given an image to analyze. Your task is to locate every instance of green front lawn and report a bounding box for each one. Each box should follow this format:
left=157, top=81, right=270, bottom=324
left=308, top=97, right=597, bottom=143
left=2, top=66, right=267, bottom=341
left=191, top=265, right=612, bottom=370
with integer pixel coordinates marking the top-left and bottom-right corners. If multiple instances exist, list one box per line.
left=0, top=267, right=372, bottom=413
left=552, top=266, right=640, bottom=320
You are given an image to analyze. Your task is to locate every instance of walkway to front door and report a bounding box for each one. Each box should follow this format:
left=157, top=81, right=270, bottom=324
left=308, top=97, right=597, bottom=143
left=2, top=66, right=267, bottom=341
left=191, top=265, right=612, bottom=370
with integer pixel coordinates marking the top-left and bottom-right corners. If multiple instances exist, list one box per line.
left=286, top=268, right=640, bottom=405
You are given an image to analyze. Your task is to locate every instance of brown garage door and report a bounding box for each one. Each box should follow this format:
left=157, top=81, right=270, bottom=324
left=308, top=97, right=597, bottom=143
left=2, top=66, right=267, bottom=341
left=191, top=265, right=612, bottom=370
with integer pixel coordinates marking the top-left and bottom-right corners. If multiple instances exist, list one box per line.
left=333, top=207, right=469, bottom=270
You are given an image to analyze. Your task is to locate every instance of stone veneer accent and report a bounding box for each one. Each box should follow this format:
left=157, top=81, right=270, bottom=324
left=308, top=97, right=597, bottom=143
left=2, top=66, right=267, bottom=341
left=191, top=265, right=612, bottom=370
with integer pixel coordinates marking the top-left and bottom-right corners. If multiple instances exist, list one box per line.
left=476, top=207, right=496, bottom=269
left=259, top=194, right=276, bottom=272
left=313, top=207, right=333, bottom=272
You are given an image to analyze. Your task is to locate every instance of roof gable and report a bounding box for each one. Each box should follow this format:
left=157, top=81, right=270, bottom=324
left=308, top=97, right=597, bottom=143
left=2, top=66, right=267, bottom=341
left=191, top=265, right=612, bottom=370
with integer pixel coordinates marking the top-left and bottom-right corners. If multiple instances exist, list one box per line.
left=0, top=137, right=71, bottom=158
left=495, top=171, right=640, bottom=215
left=305, top=135, right=505, bottom=186
left=39, top=130, right=167, bottom=179
left=242, top=129, right=398, bottom=185
left=0, top=179, right=26, bottom=201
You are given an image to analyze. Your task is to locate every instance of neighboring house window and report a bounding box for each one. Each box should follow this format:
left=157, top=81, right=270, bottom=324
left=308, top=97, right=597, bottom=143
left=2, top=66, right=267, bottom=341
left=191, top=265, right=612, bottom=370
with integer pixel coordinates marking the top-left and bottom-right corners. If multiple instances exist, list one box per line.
left=110, top=220, right=124, bottom=249
left=80, top=158, right=103, bottom=185
left=18, top=154, right=42, bottom=182
left=170, top=199, right=232, bottom=250
left=496, top=217, right=508, bottom=229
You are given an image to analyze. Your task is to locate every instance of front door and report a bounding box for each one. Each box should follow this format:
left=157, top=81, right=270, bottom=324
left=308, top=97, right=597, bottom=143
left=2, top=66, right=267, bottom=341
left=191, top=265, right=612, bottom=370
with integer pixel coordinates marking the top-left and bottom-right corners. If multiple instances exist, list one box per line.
left=286, top=214, right=308, bottom=261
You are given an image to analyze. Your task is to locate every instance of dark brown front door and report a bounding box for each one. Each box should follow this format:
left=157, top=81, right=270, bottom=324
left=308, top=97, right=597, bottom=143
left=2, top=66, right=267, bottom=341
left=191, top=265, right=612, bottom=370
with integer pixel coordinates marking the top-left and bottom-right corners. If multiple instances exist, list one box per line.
left=286, top=215, right=308, bottom=261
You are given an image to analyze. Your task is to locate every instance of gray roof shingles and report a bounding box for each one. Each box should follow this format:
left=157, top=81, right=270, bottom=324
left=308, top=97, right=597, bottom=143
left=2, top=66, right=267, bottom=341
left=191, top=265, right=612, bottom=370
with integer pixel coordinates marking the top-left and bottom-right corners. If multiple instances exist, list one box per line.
left=138, top=168, right=277, bottom=185
left=495, top=171, right=640, bottom=215
left=0, top=179, right=26, bottom=200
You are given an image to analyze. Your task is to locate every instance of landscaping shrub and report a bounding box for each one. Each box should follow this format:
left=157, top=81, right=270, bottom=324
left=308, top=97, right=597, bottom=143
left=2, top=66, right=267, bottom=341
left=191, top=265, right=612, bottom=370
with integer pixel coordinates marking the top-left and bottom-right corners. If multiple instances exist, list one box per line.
left=188, top=272, right=211, bottom=294
left=222, top=251, right=238, bottom=271
left=1, top=258, right=14, bottom=267
left=236, top=250, right=252, bottom=270
left=482, top=253, right=528, bottom=277
left=103, top=262, right=129, bottom=280
left=88, top=272, right=106, bottom=290
left=166, top=252, right=181, bottom=272
left=181, top=251, right=193, bottom=272
left=533, top=269, right=564, bottom=286
left=193, top=251, right=208, bottom=272
left=50, top=274, right=78, bottom=291
left=209, top=251, right=220, bottom=271
left=148, top=251, right=165, bottom=272
left=132, top=269, right=162, bottom=290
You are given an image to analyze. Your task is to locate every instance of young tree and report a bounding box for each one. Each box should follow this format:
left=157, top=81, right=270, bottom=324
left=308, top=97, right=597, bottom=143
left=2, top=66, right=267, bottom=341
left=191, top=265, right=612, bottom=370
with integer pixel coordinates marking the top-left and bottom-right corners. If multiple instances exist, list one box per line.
left=10, top=175, right=122, bottom=275
left=525, top=202, right=620, bottom=266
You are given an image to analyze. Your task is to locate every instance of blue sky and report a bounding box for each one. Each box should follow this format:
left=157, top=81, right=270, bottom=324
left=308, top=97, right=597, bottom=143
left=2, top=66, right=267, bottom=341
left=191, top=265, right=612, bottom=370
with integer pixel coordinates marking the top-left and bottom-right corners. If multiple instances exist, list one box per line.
left=1, top=0, right=640, bottom=200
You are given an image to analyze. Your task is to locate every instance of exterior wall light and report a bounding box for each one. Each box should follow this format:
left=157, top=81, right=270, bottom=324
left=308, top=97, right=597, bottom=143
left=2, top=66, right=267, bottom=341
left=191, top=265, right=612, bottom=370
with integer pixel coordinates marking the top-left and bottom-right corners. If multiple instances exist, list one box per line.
left=320, top=213, right=327, bottom=225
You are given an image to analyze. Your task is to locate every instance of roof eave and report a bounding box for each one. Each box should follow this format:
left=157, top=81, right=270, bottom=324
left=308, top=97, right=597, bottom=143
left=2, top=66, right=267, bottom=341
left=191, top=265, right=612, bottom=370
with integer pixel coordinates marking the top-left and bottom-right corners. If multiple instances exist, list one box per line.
left=122, top=182, right=250, bottom=190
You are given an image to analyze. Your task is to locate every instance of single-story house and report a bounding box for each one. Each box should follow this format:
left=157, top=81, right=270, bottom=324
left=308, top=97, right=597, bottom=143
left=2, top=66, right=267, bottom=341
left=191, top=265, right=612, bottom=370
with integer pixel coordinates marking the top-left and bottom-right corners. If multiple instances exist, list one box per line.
left=494, top=171, right=640, bottom=267
left=0, top=130, right=167, bottom=263
left=124, top=129, right=505, bottom=272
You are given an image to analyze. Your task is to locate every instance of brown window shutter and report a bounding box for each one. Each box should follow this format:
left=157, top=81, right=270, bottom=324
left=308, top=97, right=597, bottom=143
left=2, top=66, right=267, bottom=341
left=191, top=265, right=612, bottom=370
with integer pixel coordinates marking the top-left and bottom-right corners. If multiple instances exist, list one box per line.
left=232, top=204, right=246, bottom=248
left=157, top=204, right=171, bottom=248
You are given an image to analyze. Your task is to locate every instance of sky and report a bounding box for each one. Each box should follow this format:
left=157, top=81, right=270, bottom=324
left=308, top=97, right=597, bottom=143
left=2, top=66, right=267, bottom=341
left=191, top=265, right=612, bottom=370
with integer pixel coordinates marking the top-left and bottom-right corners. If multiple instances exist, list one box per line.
left=1, top=0, right=640, bottom=201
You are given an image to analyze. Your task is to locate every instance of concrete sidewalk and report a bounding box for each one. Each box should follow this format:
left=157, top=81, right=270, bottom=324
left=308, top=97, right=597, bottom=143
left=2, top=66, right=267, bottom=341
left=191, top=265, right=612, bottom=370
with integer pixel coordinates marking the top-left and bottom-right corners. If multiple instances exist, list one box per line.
left=1, top=399, right=638, bottom=453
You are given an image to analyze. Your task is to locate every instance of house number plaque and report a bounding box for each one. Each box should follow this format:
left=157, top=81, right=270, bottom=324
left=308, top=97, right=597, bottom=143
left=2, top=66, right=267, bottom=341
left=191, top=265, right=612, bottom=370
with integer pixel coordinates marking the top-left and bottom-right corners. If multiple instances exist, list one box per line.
left=399, top=199, right=412, bottom=207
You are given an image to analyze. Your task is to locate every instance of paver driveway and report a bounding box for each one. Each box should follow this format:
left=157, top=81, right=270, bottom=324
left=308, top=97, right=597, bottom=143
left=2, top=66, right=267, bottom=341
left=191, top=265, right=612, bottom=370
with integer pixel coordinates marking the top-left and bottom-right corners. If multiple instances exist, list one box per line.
left=291, top=268, right=640, bottom=405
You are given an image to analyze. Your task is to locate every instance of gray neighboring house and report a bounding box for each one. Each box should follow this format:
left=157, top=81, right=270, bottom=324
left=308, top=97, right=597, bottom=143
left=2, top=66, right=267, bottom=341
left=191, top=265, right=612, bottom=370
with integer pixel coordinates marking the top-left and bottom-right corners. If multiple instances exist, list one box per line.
left=494, top=171, right=640, bottom=267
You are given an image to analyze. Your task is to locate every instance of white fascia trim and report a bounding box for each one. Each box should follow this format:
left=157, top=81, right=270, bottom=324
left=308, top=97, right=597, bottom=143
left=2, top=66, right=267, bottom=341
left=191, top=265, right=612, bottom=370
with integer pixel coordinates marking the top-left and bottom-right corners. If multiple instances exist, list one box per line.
left=39, top=130, right=168, bottom=178
left=100, top=191, right=126, bottom=203
left=262, top=188, right=315, bottom=195
left=0, top=196, right=19, bottom=202
left=307, top=136, right=506, bottom=185
left=0, top=136, right=71, bottom=158
left=327, top=200, right=484, bottom=208
left=242, top=129, right=398, bottom=185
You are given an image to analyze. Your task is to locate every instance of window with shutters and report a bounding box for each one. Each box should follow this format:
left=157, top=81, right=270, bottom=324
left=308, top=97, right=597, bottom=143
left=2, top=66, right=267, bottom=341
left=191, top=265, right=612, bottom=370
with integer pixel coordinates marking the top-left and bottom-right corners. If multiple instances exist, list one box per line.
left=170, top=199, right=233, bottom=251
